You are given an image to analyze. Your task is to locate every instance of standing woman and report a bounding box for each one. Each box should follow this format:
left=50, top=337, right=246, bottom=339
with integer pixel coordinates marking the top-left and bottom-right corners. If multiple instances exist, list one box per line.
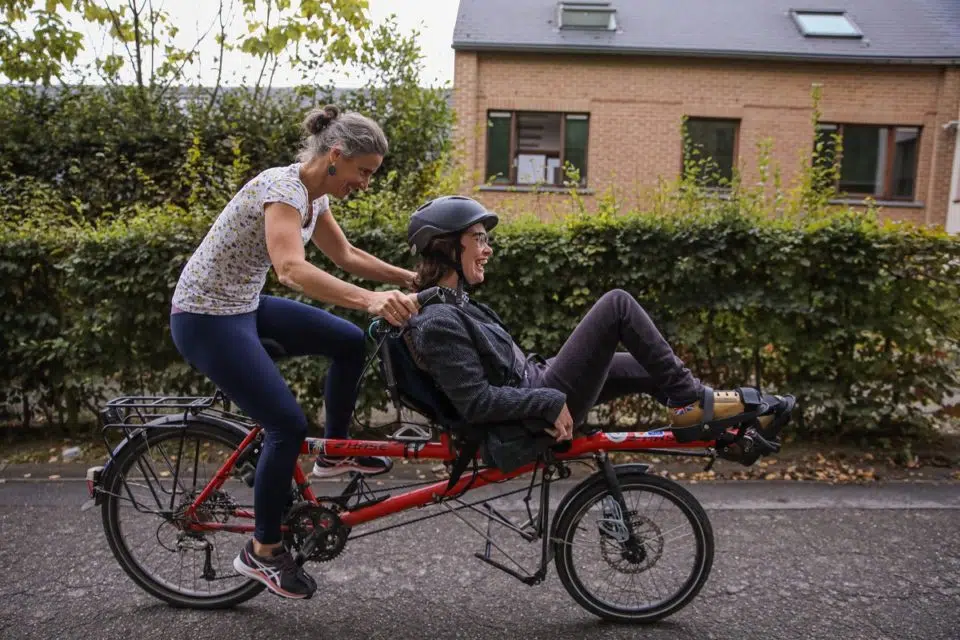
left=170, top=105, right=418, bottom=599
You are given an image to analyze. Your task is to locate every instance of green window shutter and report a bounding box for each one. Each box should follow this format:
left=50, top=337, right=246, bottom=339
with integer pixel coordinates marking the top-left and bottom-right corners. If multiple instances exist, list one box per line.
left=486, top=112, right=512, bottom=184
left=563, top=115, right=589, bottom=185
left=838, top=125, right=883, bottom=195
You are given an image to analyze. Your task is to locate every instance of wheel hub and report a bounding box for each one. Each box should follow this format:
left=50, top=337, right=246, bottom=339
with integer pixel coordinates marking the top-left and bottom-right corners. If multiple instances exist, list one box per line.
left=600, top=512, right=664, bottom=574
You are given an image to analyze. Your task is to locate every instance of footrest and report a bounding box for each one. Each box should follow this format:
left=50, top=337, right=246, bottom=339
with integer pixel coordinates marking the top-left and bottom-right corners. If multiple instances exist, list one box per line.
left=717, top=394, right=796, bottom=466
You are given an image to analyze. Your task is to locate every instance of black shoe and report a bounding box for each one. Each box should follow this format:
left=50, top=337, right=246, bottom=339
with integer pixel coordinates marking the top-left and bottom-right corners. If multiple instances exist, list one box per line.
left=232, top=539, right=317, bottom=599
left=311, top=455, right=393, bottom=478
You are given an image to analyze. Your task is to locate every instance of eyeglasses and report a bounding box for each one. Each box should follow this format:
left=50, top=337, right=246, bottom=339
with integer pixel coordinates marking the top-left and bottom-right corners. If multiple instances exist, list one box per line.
left=470, top=231, right=493, bottom=248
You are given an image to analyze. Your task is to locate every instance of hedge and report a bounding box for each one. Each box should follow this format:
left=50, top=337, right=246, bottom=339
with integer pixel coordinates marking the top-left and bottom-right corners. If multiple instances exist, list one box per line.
left=1, top=205, right=958, bottom=439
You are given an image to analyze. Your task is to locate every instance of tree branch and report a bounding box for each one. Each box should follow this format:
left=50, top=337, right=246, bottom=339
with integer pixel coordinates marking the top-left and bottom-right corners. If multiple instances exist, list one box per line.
left=205, top=0, right=229, bottom=116
left=147, top=0, right=155, bottom=85
left=253, top=0, right=273, bottom=100
left=127, top=0, right=144, bottom=90
left=155, top=8, right=219, bottom=100
left=101, top=0, right=137, bottom=81
left=264, top=52, right=280, bottom=100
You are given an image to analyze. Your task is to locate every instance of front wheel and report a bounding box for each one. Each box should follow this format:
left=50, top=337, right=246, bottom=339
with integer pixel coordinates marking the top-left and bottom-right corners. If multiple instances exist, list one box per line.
left=553, top=471, right=714, bottom=623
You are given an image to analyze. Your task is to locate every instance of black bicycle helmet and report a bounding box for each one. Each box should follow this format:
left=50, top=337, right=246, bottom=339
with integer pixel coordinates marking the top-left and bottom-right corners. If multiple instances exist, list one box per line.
left=407, top=195, right=499, bottom=255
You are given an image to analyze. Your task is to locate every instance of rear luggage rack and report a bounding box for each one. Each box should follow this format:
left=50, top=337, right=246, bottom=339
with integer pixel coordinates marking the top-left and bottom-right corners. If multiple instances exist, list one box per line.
left=101, top=394, right=217, bottom=427
left=99, top=391, right=255, bottom=440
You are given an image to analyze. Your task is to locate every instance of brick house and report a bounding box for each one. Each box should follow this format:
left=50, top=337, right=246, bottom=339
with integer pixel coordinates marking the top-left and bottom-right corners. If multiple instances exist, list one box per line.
left=452, top=0, right=960, bottom=230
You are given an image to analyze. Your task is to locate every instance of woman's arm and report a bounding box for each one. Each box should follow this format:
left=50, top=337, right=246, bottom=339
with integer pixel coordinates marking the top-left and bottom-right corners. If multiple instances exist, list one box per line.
left=411, top=312, right=567, bottom=424
left=311, top=208, right=416, bottom=289
left=265, top=203, right=417, bottom=321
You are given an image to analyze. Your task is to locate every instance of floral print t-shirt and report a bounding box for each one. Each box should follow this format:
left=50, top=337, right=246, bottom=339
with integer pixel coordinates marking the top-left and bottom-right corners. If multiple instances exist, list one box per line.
left=172, top=163, right=328, bottom=315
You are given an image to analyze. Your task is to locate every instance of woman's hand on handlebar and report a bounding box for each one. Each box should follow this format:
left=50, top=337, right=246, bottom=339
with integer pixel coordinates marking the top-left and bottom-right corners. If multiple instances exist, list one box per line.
left=546, top=403, right=574, bottom=442
left=367, top=290, right=420, bottom=327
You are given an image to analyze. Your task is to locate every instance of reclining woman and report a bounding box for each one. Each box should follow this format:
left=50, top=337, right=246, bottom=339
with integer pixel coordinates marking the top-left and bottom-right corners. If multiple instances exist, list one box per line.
left=404, top=196, right=792, bottom=455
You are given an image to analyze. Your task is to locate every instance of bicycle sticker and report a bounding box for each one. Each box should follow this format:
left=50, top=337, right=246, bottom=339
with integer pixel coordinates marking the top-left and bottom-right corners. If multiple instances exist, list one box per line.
left=604, top=432, right=629, bottom=443
left=307, top=439, right=326, bottom=455
left=640, top=430, right=666, bottom=437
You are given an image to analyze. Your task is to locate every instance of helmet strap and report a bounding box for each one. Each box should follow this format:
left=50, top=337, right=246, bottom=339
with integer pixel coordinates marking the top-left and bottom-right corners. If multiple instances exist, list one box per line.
left=454, top=243, right=468, bottom=296
left=423, top=234, right=472, bottom=304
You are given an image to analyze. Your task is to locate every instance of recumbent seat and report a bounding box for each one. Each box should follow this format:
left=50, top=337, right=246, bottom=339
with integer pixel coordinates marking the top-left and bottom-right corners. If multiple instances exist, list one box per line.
left=378, top=332, right=560, bottom=474
left=379, top=334, right=460, bottom=428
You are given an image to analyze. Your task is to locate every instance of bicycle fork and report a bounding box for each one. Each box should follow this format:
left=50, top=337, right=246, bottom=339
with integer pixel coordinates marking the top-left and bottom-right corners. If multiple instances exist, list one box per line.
left=596, top=452, right=646, bottom=560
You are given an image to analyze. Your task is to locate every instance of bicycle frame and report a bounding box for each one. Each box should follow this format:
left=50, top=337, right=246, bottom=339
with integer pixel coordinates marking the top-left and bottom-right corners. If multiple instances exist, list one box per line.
left=183, top=426, right=710, bottom=534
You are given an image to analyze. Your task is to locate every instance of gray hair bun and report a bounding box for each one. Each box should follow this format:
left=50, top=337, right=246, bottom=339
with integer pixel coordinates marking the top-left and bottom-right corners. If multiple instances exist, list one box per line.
left=303, top=105, right=341, bottom=135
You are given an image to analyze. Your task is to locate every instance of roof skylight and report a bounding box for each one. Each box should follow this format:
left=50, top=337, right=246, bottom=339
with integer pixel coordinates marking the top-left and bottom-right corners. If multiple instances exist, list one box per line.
left=791, top=10, right=863, bottom=38
left=558, top=1, right=618, bottom=31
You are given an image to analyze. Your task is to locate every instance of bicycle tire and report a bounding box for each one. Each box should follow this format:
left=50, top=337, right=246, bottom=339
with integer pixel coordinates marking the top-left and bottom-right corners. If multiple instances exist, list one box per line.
left=101, top=420, right=266, bottom=608
left=553, top=471, right=714, bottom=623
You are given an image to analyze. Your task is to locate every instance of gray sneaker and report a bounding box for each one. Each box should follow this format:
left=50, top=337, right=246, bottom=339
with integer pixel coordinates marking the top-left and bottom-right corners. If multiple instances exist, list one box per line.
left=311, top=455, right=393, bottom=478
left=232, top=539, right=317, bottom=599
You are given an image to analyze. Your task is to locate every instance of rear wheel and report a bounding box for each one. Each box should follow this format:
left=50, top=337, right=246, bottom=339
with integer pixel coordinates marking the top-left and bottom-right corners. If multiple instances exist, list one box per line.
left=553, top=472, right=714, bottom=623
left=101, top=421, right=266, bottom=608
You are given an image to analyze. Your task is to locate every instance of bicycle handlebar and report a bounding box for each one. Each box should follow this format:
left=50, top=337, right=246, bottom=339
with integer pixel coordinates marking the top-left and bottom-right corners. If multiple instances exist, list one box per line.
left=371, top=286, right=443, bottom=338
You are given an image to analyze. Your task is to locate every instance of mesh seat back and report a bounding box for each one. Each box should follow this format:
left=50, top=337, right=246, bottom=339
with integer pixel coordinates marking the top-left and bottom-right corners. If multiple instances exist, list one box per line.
left=380, top=335, right=460, bottom=427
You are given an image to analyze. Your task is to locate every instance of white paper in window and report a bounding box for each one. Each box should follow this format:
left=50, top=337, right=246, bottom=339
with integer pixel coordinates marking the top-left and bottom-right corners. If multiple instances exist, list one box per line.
left=517, top=154, right=547, bottom=185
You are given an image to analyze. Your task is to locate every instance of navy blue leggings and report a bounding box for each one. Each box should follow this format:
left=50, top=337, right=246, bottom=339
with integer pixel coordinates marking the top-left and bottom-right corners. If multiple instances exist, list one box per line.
left=170, top=295, right=366, bottom=544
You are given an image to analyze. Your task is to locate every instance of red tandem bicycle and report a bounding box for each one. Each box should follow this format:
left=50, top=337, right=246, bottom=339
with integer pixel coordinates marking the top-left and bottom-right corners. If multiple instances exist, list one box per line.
left=83, top=287, right=793, bottom=623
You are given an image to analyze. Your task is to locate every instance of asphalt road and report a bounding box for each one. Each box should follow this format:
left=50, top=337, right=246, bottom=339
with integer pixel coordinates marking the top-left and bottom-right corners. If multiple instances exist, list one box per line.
left=0, top=479, right=957, bottom=640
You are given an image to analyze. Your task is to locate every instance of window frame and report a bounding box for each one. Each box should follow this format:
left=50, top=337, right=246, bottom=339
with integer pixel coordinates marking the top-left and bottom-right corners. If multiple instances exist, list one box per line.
left=558, top=1, right=618, bottom=31
left=484, top=110, right=590, bottom=188
left=790, top=10, right=863, bottom=39
left=681, top=117, right=741, bottom=189
left=815, top=123, right=922, bottom=201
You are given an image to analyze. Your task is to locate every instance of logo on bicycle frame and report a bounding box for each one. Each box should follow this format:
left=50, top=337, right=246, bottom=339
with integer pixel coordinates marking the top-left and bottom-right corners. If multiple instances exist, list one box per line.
left=604, top=432, right=629, bottom=443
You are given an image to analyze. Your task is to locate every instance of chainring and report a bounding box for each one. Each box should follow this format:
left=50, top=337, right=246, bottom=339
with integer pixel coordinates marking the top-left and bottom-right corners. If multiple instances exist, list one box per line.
left=284, top=502, right=349, bottom=562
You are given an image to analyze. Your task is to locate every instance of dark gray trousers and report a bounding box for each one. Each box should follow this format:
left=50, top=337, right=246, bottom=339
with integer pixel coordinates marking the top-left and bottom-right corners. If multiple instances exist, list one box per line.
left=528, top=289, right=702, bottom=426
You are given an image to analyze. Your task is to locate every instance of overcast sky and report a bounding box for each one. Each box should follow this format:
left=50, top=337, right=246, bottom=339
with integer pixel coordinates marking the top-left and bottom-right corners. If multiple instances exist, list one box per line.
left=67, top=0, right=460, bottom=87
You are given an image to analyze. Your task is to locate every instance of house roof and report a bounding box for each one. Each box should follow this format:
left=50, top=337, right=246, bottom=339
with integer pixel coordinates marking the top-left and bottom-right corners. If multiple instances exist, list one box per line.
left=452, top=0, right=960, bottom=64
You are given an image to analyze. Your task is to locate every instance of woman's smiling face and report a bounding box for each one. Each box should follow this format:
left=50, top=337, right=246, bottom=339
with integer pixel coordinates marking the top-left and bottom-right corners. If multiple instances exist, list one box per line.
left=459, top=222, right=493, bottom=285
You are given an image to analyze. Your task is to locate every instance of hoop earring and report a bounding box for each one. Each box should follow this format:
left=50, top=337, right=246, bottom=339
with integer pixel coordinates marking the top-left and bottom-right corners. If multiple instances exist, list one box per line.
left=327, top=165, right=337, bottom=176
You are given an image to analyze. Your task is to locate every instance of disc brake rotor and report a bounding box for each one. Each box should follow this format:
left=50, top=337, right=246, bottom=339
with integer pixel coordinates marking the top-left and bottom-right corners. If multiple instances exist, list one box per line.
left=599, top=511, right=665, bottom=574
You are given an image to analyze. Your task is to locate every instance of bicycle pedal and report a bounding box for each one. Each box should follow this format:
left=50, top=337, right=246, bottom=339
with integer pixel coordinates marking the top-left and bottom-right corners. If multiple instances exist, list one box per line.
left=239, top=463, right=257, bottom=488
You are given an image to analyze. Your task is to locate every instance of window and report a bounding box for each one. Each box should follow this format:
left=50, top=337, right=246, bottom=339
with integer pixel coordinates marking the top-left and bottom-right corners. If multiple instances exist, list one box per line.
left=791, top=10, right=862, bottom=38
left=558, top=1, right=617, bottom=31
left=814, top=124, right=920, bottom=199
left=683, top=118, right=740, bottom=188
left=485, top=111, right=589, bottom=187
